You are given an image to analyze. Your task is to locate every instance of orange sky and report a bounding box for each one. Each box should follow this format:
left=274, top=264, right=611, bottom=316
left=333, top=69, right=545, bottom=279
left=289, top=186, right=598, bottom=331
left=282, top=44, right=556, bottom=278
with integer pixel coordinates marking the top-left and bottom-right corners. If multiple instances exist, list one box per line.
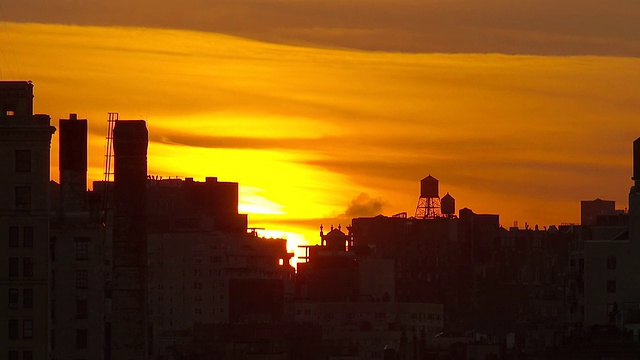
left=0, top=8, right=639, bottom=257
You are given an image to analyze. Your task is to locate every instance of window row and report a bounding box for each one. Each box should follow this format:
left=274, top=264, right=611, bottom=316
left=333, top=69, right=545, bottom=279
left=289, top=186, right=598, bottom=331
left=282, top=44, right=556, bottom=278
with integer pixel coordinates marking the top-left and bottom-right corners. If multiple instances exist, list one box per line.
left=8, top=258, right=33, bottom=277
left=8, top=350, right=33, bottom=360
left=8, top=226, right=34, bottom=248
left=8, top=319, right=33, bottom=340
left=8, top=289, right=33, bottom=309
left=49, top=237, right=90, bottom=261
left=48, top=328, right=88, bottom=350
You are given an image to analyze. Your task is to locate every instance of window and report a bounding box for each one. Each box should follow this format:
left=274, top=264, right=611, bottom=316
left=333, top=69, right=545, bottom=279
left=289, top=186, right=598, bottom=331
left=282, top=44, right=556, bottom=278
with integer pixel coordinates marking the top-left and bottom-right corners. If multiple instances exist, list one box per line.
left=76, top=238, right=88, bottom=260
left=23, top=289, right=33, bottom=308
left=76, top=270, right=88, bottom=289
left=51, top=299, right=56, bottom=323
left=607, top=256, right=617, bottom=270
left=9, top=258, right=19, bottom=277
left=23, top=258, right=33, bottom=277
left=23, top=227, right=33, bottom=248
left=23, top=351, right=33, bottom=360
left=76, top=299, right=88, bottom=319
left=15, top=186, right=31, bottom=209
left=9, top=289, right=19, bottom=309
left=76, top=329, right=87, bottom=349
left=15, top=150, right=31, bottom=173
left=9, top=319, right=19, bottom=339
left=23, top=320, right=33, bottom=339
left=9, top=226, right=19, bottom=248
left=608, top=280, right=617, bottom=293
left=8, top=351, right=19, bottom=360
left=50, top=236, right=56, bottom=261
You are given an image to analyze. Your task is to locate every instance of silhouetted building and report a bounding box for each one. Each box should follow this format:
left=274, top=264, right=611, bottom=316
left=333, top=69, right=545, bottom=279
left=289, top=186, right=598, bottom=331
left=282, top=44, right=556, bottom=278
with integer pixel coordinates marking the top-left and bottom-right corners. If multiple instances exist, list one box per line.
left=147, top=230, right=294, bottom=359
left=297, top=226, right=359, bottom=302
left=567, top=137, right=640, bottom=335
left=112, top=120, right=149, bottom=360
left=581, top=199, right=616, bottom=226
left=0, top=81, right=55, bottom=360
left=146, top=176, right=247, bottom=234
left=50, top=113, right=107, bottom=360
left=349, top=177, right=579, bottom=357
left=292, top=302, right=443, bottom=360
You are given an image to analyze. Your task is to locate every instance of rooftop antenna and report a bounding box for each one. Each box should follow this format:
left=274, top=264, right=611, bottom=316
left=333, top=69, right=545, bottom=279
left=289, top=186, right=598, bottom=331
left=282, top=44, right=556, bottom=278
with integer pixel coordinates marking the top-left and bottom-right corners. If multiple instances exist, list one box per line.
left=101, top=112, right=118, bottom=226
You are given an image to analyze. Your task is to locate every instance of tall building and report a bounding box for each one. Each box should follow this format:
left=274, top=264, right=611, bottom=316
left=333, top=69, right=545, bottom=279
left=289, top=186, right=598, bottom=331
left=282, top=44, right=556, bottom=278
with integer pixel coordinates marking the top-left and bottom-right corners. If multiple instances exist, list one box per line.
left=145, top=177, right=293, bottom=359
left=0, top=82, right=56, bottom=360
left=111, top=121, right=149, bottom=360
left=50, top=114, right=106, bottom=360
left=568, top=137, right=640, bottom=331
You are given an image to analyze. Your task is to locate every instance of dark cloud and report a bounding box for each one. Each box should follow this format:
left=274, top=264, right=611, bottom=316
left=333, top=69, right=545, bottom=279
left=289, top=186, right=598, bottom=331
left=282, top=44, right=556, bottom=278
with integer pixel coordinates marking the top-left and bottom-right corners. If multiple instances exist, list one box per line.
left=343, top=193, right=385, bottom=218
left=2, top=0, right=639, bottom=56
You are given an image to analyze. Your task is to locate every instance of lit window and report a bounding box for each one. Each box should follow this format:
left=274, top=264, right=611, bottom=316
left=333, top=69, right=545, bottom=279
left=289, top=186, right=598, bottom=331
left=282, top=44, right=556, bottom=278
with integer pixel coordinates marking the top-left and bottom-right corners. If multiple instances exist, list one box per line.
left=6, top=110, right=15, bottom=116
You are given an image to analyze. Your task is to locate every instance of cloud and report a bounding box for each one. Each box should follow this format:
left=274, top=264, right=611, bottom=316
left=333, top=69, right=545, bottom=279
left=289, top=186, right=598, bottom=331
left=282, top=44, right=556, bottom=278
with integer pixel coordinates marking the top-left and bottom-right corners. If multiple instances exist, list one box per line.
left=343, top=193, right=386, bottom=218
left=1, top=0, right=639, bottom=56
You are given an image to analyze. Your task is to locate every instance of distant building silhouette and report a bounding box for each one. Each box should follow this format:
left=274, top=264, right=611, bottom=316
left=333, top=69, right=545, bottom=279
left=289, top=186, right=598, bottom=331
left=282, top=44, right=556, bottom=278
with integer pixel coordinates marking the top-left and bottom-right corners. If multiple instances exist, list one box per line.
left=581, top=198, right=616, bottom=226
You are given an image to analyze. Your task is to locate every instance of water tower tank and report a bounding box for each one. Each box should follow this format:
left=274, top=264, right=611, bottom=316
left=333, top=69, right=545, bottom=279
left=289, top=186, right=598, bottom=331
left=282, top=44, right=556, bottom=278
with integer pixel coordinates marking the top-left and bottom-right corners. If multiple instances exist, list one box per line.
left=441, top=193, right=455, bottom=216
left=420, top=175, right=439, bottom=198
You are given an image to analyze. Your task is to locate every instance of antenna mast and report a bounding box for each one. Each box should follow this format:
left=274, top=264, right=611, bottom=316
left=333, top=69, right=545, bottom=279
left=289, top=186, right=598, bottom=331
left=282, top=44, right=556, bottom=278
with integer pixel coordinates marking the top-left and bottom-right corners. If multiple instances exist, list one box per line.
left=101, top=112, right=118, bottom=225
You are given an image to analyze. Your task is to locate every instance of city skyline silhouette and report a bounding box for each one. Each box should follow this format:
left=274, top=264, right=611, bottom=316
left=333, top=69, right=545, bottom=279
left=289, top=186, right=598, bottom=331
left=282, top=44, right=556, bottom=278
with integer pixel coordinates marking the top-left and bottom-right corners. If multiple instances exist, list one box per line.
left=1, top=2, right=640, bottom=358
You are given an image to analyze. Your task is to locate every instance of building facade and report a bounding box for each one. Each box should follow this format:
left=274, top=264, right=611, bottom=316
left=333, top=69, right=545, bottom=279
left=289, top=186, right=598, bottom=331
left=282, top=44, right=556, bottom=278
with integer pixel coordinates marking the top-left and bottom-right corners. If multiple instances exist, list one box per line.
left=0, top=82, right=55, bottom=360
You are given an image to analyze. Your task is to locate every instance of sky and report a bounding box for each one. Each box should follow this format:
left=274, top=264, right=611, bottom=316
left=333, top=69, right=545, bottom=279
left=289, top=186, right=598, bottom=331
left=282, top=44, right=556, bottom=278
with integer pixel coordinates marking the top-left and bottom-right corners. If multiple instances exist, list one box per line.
left=1, top=1, right=639, bottom=258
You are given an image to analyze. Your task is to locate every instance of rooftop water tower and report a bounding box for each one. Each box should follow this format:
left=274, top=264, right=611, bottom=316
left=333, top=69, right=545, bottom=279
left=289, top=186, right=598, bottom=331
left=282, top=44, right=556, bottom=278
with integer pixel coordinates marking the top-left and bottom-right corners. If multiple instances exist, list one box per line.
left=415, top=175, right=441, bottom=219
left=441, top=192, right=456, bottom=218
